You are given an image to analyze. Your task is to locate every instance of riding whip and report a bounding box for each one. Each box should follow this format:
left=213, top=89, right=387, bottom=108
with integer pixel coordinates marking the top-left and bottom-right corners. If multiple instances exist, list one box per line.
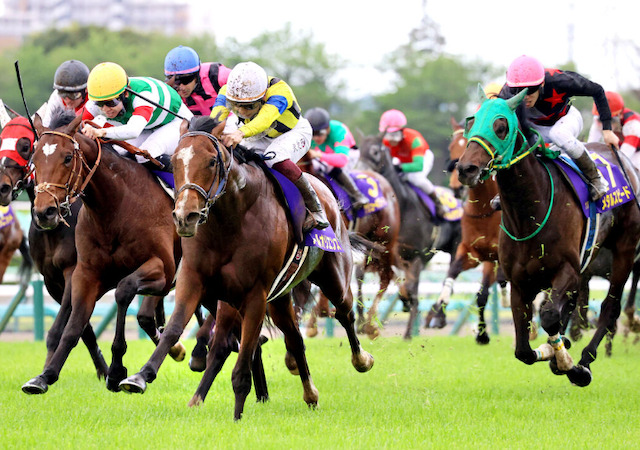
left=124, top=87, right=189, bottom=121
left=14, top=61, right=38, bottom=135
left=610, top=143, right=640, bottom=212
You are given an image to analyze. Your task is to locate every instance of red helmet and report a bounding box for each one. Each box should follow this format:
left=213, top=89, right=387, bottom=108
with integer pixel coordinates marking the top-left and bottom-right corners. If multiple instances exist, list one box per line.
left=592, top=91, right=624, bottom=117
left=506, top=55, right=545, bottom=88
left=379, top=109, right=407, bottom=133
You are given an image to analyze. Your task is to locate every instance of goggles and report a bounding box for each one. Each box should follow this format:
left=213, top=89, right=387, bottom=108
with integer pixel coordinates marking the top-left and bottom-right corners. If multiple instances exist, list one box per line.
left=58, top=90, right=84, bottom=100
left=514, top=84, right=542, bottom=96
left=173, top=74, right=197, bottom=86
left=313, top=128, right=329, bottom=137
left=228, top=100, right=262, bottom=111
left=95, top=98, right=121, bottom=108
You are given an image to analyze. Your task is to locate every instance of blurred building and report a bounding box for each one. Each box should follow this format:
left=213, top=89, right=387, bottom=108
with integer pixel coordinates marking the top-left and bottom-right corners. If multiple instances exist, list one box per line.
left=0, top=0, right=188, bottom=50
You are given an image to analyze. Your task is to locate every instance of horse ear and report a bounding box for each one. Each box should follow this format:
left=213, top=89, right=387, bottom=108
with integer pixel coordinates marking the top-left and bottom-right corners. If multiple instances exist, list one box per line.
left=67, top=114, right=83, bottom=135
left=506, top=88, right=528, bottom=111
left=33, top=113, right=45, bottom=137
left=180, top=119, right=189, bottom=136
left=477, top=83, right=488, bottom=103
left=450, top=116, right=461, bottom=131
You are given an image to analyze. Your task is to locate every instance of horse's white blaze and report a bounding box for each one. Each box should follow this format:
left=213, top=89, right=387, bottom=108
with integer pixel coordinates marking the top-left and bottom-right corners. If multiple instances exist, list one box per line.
left=174, top=145, right=195, bottom=217
left=42, top=143, right=57, bottom=157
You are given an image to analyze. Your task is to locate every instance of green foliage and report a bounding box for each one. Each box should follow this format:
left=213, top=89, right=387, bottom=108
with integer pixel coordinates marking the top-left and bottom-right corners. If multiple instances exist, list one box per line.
left=1, top=336, right=639, bottom=448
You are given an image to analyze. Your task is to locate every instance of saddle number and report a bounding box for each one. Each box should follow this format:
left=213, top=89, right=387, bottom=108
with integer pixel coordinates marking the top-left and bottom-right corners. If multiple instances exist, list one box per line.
left=355, top=173, right=378, bottom=199
left=590, top=154, right=616, bottom=189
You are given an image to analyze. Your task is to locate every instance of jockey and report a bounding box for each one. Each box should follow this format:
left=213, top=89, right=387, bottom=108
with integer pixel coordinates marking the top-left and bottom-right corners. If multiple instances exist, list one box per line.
left=499, top=55, right=617, bottom=201
left=588, top=91, right=640, bottom=170
left=379, top=109, right=445, bottom=217
left=36, top=60, right=89, bottom=127
left=81, top=62, right=193, bottom=171
left=164, top=45, right=231, bottom=116
left=304, top=107, right=369, bottom=211
left=210, top=61, right=329, bottom=232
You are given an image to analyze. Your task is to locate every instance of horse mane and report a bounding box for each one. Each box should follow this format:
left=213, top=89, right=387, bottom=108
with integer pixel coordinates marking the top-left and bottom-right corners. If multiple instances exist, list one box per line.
left=48, top=108, right=77, bottom=130
left=514, top=103, right=539, bottom=146
left=189, top=116, right=217, bottom=133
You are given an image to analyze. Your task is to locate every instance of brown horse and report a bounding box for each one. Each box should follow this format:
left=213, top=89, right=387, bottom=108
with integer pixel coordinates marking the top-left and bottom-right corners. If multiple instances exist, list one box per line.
left=297, top=153, right=401, bottom=339
left=356, top=135, right=462, bottom=339
left=426, top=117, right=508, bottom=344
left=20, top=113, right=190, bottom=394
left=119, top=117, right=374, bottom=420
left=457, top=89, right=640, bottom=386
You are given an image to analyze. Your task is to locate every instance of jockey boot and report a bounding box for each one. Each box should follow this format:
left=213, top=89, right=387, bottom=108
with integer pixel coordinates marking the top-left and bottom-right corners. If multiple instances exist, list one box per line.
left=574, top=152, right=609, bottom=201
left=335, top=170, right=369, bottom=211
left=294, top=174, right=330, bottom=232
left=427, top=191, right=446, bottom=218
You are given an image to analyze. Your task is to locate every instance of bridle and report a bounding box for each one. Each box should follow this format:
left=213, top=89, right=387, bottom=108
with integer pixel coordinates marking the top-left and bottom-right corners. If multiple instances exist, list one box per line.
left=34, top=128, right=102, bottom=221
left=0, top=155, right=33, bottom=201
left=175, top=131, right=232, bottom=224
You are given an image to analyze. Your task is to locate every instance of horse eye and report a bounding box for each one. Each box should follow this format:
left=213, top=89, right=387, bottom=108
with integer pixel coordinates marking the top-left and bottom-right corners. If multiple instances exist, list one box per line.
left=63, top=154, right=73, bottom=164
left=495, top=121, right=508, bottom=138
left=209, top=158, right=217, bottom=167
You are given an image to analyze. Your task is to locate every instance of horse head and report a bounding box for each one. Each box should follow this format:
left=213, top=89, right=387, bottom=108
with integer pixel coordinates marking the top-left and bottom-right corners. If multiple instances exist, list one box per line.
left=447, top=117, right=467, bottom=197
left=0, top=116, right=37, bottom=205
left=457, top=87, right=528, bottom=188
left=31, top=113, right=91, bottom=229
left=356, top=134, right=393, bottom=174
left=172, top=116, right=231, bottom=237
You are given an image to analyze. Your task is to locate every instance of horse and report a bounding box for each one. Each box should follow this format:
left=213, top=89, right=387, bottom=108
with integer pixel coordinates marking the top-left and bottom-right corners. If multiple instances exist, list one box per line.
left=426, top=116, right=508, bottom=344
left=457, top=88, right=640, bottom=386
left=118, top=117, right=374, bottom=420
left=20, top=112, right=196, bottom=394
left=296, top=152, right=401, bottom=339
left=356, top=135, right=461, bottom=339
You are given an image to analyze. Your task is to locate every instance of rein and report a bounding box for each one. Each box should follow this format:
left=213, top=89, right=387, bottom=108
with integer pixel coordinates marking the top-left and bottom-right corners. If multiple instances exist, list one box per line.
left=175, top=131, right=232, bottom=224
left=35, top=130, right=102, bottom=221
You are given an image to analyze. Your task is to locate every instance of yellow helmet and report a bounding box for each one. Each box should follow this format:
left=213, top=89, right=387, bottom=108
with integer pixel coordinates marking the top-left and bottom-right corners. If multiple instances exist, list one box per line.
left=87, top=62, right=128, bottom=101
left=483, top=82, right=503, bottom=99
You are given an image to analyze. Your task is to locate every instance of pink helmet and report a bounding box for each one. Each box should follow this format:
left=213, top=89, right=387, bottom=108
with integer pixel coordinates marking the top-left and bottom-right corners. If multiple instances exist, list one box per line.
left=506, top=55, right=545, bottom=87
left=379, top=109, right=407, bottom=133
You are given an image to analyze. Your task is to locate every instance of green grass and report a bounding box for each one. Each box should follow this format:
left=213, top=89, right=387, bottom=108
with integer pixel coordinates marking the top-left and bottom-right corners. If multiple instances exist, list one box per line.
left=1, top=335, right=638, bottom=449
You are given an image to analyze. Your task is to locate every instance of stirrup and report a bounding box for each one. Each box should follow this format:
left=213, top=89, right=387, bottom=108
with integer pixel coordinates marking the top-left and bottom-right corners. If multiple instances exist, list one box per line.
left=588, top=178, right=609, bottom=201
left=303, top=210, right=329, bottom=232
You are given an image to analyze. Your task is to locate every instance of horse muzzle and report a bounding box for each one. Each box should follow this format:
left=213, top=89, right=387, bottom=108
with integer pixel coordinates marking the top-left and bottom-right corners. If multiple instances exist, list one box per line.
left=172, top=210, right=201, bottom=237
left=34, top=205, right=62, bottom=230
left=457, top=162, right=482, bottom=188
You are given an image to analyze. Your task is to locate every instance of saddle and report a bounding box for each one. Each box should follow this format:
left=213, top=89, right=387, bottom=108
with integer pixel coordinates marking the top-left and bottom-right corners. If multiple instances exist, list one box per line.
left=322, top=171, right=388, bottom=222
left=406, top=183, right=463, bottom=222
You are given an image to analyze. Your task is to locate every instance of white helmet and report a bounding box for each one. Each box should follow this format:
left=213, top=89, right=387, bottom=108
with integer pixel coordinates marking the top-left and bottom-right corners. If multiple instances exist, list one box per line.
left=226, top=61, right=268, bottom=102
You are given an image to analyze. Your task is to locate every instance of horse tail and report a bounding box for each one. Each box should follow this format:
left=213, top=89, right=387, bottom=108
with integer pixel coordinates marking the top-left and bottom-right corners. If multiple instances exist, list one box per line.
left=17, top=235, right=33, bottom=287
left=348, top=231, right=385, bottom=263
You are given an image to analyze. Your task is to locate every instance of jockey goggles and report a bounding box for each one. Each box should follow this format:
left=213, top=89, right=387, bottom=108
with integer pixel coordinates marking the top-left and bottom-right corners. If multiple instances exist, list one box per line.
left=172, top=73, right=198, bottom=86
left=313, top=128, right=329, bottom=137
left=58, top=90, right=84, bottom=100
left=228, top=100, right=262, bottom=111
left=513, top=83, right=542, bottom=96
left=95, top=98, right=121, bottom=108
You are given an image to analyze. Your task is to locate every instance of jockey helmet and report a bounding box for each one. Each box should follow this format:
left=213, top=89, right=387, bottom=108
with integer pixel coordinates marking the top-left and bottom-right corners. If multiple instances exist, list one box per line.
left=87, top=62, right=128, bottom=101
left=483, top=82, right=503, bottom=99
left=379, top=109, right=407, bottom=133
left=592, top=91, right=624, bottom=117
left=53, top=60, right=90, bottom=92
left=225, top=62, right=268, bottom=103
left=305, top=107, right=330, bottom=132
left=164, top=45, right=201, bottom=76
left=506, top=55, right=545, bottom=88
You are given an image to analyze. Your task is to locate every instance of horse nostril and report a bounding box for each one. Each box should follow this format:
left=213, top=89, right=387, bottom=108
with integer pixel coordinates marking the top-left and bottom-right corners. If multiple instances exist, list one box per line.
left=186, top=212, right=201, bottom=226
left=0, top=184, right=10, bottom=195
left=44, top=206, right=58, bottom=220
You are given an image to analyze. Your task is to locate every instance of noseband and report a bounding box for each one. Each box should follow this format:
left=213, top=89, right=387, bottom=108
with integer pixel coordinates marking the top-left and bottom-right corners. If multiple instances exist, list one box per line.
left=175, top=131, right=232, bottom=224
left=0, top=156, right=33, bottom=201
left=35, top=129, right=102, bottom=220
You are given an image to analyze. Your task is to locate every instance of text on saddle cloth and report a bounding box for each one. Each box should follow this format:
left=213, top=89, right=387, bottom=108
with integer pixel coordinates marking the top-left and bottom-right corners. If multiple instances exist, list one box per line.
left=407, top=184, right=464, bottom=222
left=0, top=205, right=16, bottom=230
left=553, top=151, right=635, bottom=217
left=324, top=171, right=387, bottom=222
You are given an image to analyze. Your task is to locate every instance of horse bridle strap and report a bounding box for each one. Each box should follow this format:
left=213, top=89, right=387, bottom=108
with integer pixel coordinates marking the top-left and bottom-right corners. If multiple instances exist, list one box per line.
left=35, top=130, right=102, bottom=217
left=175, top=131, right=232, bottom=223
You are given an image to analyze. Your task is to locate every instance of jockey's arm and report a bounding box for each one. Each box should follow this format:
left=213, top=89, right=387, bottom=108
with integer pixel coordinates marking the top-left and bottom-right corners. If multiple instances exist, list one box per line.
left=401, top=155, right=424, bottom=172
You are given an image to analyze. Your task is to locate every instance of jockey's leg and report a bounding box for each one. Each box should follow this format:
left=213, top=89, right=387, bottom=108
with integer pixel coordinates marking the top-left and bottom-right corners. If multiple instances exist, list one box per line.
left=407, top=172, right=445, bottom=217
left=329, top=167, right=368, bottom=210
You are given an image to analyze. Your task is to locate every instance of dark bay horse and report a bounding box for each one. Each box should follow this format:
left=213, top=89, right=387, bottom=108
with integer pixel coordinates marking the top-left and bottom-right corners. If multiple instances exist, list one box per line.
left=427, top=116, right=508, bottom=344
left=356, top=135, right=461, bottom=339
left=119, top=117, right=374, bottom=420
left=21, top=113, right=188, bottom=394
left=297, top=153, right=401, bottom=339
left=457, top=88, right=640, bottom=386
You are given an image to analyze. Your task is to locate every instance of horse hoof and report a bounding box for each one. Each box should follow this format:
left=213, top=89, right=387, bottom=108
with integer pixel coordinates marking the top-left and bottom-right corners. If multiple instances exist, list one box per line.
left=352, top=349, right=374, bottom=373
left=429, top=316, right=446, bottom=329
left=567, top=365, right=592, bottom=387
left=188, top=394, right=203, bottom=408
left=169, top=341, right=187, bottom=362
left=22, top=376, right=48, bottom=395
left=189, top=356, right=206, bottom=373
left=364, top=324, right=380, bottom=340
left=119, top=374, right=147, bottom=394
left=305, top=326, right=318, bottom=338
left=548, top=358, right=567, bottom=376
left=475, top=331, right=490, bottom=345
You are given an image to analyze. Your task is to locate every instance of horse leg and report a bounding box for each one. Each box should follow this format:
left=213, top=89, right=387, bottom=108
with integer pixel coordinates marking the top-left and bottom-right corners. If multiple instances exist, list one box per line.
left=364, top=264, right=393, bottom=340
left=355, top=264, right=366, bottom=333
left=22, top=272, right=102, bottom=394
left=510, top=285, right=552, bottom=366
left=305, top=301, right=319, bottom=338
left=137, top=295, right=186, bottom=362
left=190, top=312, right=215, bottom=372
left=231, top=292, right=267, bottom=420
left=569, top=276, right=591, bottom=342
left=120, top=267, right=204, bottom=393
left=622, top=261, right=640, bottom=336
left=401, top=258, right=422, bottom=338
left=496, top=265, right=510, bottom=308
left=475, top=263, right=495, bottom=345
left=269, top=296, right=318, bottom=408
left=0, top=243, right=14, bottom=283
